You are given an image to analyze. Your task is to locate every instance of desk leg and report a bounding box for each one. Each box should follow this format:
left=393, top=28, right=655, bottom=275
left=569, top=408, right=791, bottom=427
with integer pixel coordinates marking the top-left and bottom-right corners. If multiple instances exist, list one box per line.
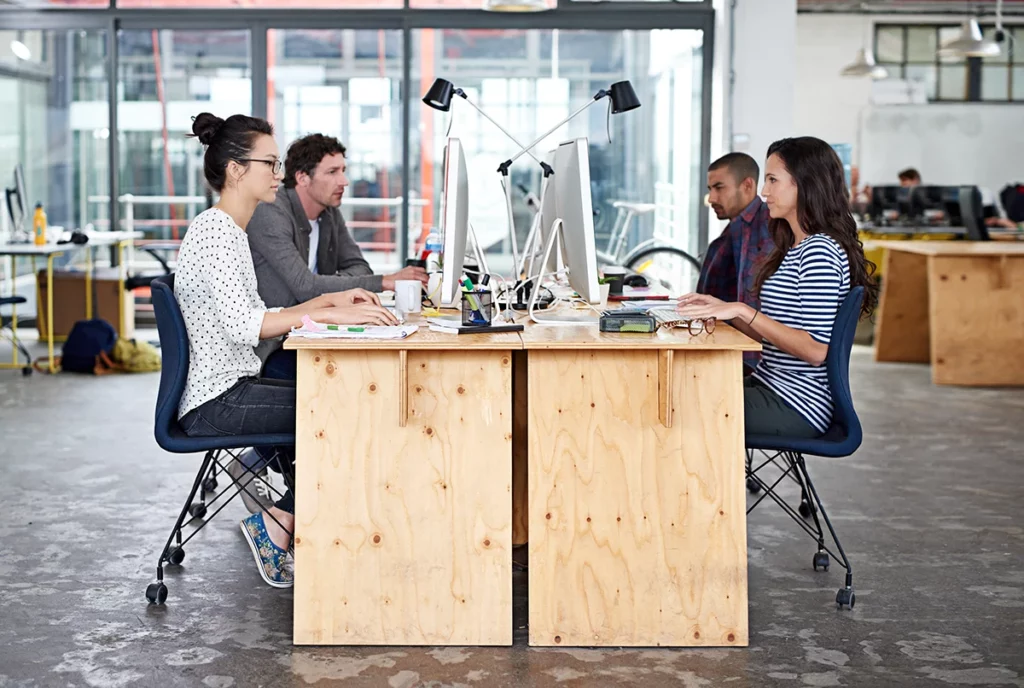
left=85, top=246, right=93, bottom=320
left=293, top=348, right=513, bottom=646
left=3, top=256, right=19, bottom=368
left=528, top=349, right=748, bottom=647
left=46, top=255, right=56, bottom=373
left=117, top=240, right=128, bottom=337
left=874, top=249, right=930, bottom=363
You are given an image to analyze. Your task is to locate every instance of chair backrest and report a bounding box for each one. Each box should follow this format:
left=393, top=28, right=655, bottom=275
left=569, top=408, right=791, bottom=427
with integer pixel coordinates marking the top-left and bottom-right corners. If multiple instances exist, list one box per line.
left=151, top=274, right=189, bottom=444
left=824, top=286, right=865, bottom=449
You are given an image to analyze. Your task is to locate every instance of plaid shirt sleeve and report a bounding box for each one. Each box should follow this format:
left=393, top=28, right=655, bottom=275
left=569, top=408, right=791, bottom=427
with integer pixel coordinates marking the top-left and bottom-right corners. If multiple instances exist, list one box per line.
left=697, top=233, right=738, bottom=302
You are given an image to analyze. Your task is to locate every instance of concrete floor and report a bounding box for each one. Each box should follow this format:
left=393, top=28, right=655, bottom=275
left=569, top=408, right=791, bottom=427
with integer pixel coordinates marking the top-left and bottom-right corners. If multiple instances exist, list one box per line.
left=1, top=345, right=1022, bottom=688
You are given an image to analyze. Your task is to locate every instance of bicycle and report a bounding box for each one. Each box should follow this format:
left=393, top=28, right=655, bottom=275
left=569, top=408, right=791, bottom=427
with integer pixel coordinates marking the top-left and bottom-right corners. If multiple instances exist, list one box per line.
left=517, top=184, right=703, bottom=296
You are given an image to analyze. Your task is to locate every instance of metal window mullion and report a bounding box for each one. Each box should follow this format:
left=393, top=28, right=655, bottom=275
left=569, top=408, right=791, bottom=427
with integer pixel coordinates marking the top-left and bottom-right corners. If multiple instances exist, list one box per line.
left=399, top=26, right=412, bottom=264
left=108, top=16, right=119, bottom=239
left=252, top=22, right=268, bottom=119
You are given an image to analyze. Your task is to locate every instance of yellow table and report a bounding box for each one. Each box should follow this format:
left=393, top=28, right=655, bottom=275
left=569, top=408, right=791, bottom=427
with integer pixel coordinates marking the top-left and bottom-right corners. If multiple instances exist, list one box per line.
left=874, top=241, right=1024, bottom=386
left=0, top=232, right=139, bottom=373
left=286, top=310, right=761, bottom=648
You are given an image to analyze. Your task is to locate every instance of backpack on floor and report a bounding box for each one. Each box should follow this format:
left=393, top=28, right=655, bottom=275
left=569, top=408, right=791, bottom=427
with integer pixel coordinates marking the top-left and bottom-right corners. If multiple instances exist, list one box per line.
left=112, top=338, right=161, bottom=373
left=60, top=319, right=118, bottom=375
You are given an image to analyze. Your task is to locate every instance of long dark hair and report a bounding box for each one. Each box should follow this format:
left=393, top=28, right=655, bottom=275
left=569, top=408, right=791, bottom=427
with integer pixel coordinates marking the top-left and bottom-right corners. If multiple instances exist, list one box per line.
left=755, top=137, right=878, bottom=316
left=189, top=112, right=274, bottom=193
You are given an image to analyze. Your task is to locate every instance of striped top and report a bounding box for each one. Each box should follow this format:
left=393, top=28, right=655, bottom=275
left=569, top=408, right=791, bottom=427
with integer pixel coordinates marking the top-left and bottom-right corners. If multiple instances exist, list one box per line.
left=751, top=233, right=850, bottom=433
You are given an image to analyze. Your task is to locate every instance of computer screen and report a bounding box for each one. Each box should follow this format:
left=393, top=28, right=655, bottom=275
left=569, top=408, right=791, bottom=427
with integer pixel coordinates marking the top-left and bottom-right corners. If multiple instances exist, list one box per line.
left=552, top=138, right=600, bottom=304
left=439, top=138, right=469, bottom=307
left=5, top=164, right=27, bottom=233
left=869, top=185, right=913, bottom=223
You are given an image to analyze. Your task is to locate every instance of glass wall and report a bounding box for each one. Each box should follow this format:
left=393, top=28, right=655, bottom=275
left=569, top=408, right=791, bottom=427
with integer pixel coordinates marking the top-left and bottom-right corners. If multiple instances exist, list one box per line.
left=0, top=29, right=109, bottom=278
left=268, top=29, right=406, bottom=267
left=116, top=29, right=251, bottom=239
left=410, top=28, right=704, bottom=275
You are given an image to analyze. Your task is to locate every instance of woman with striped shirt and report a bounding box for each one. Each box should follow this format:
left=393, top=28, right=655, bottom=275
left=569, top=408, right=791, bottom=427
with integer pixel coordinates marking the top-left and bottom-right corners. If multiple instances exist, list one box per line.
left=678, top=137, right=877, bottom=437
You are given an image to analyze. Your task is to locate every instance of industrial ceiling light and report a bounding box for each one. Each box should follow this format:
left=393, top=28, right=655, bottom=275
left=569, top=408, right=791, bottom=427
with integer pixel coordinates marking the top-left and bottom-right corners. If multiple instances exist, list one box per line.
left=10, top=40, right=31, bottom=61
left=483, top=0, right=549, bottom=11
left=938, top=18, right=1002, bottom=59
left=840, top=48, right=888, bottom=79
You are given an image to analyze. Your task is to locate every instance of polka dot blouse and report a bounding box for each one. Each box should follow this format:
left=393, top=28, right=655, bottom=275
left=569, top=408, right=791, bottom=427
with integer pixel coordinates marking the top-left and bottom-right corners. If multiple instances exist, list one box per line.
left=174, top=208, right=279, bottom=419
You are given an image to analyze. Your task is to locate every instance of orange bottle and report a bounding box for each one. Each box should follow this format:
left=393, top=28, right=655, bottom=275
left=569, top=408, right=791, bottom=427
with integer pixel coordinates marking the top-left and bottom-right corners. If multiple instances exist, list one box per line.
left=32, top=203, right=47, bottom=246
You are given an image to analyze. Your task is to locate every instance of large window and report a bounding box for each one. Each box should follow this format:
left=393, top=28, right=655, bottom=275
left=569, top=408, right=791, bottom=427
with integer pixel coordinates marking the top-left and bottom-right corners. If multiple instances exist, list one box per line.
left=875, top=24, right=1024, bottom=103
left=0, top=29, right=109, bottom=280
left=410, top=28, right=704, bottom=275
left=116, top=29, right=251, bottom=240
left=269, top=29, right=406, bottom=266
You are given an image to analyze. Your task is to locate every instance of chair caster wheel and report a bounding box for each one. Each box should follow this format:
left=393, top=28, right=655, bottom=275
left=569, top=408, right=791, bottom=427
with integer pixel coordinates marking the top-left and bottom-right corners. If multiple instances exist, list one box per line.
left=202, top=477, right=217, bottom=493
left=746, top=478, right=761, bottom=494
left=188, top=503, right=207, bottom=520
left=836, top=587, right=855, bottom=610
left=813, top=552, right=830, bottom=572
left=168, top=547, right=185, bottom=566
left=799, top=500, right=813, bottom=519
left=22, top=366, right=32, bottom=377
left=146, top=582, right=168, bottom=605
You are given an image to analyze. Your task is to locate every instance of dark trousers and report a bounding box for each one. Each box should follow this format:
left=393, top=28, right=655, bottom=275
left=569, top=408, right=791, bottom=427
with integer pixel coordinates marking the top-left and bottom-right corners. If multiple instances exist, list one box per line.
left=181, top=377, right=296, bottom=513
left=744, top=376, right=820, bottom=439
left=262, top=349, right=297, bottom=381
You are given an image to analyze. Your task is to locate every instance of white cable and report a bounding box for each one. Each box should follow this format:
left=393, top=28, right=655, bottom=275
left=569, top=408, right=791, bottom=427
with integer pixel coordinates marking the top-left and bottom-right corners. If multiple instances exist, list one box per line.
left=527, top=219, right=600, bottom=327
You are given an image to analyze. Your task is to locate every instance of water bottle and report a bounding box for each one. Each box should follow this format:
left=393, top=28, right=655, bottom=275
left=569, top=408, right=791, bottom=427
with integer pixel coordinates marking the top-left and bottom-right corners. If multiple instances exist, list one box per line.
left=33, top=203, right=47, bottom=246
left=423, top=232, right=442, bottom=269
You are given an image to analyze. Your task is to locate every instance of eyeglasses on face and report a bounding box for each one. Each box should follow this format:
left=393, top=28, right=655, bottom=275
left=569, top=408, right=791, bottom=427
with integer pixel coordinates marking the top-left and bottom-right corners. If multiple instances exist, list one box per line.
left=237, top=158, right=283, bottom=175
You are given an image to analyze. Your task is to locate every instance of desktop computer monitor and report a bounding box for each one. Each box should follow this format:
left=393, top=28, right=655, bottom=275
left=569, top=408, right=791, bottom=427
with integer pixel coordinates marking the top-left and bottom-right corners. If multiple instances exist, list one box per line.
left=5, top=164, right=27, bottom=234
left=439, top=137, right=469, bottom=307
left=958, top=185, right=989, bottom=241
left=552, top=138, right=600, bottom=304
left=869, top=185, right=913, bottom=223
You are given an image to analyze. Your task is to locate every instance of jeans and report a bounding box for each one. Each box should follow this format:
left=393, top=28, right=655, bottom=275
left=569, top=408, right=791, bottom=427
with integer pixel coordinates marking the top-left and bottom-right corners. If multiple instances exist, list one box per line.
left=181, top=377, right=296, bottom=513
left=744, top=376, right=820, bottom=439
left=262, top=349, right=297, bottom=381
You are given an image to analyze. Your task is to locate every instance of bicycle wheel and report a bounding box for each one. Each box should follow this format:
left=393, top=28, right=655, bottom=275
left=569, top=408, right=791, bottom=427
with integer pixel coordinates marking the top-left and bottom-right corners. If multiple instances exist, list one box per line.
left=626, top=245, right=702, bottom=296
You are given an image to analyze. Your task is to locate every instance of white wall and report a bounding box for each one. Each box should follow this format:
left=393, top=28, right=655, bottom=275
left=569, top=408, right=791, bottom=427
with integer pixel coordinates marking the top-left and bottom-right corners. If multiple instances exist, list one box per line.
left=729, top=0, right=798, bottom=174
left=863, top=105, right=1024, bottom=193
left=794, top=12, right=1024, bottom=192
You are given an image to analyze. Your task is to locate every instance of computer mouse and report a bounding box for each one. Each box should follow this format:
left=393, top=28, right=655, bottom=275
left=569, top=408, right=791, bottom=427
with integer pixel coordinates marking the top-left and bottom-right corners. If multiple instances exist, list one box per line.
left=624, top=273, right=649, bottom=288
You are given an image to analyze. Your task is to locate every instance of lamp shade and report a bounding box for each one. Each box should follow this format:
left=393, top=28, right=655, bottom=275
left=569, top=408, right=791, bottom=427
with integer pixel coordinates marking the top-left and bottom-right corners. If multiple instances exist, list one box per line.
left=938, top=19, right=1001, bottom=58
left=422, top=78, right=456, bottom=112
left=609, top=81, right=641, bottom=114
left=483, top=0, right=550, bottom=10
left=839, top=48, right=888, bottom=79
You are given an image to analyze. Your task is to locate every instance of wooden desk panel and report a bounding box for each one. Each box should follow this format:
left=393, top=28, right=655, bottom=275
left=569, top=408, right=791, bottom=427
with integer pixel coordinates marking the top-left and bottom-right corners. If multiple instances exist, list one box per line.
left=520, top=320, right=760, bottom=351
left=293, top=348, right=514, bottom=645
left=527, top=349, right=749, bottom=647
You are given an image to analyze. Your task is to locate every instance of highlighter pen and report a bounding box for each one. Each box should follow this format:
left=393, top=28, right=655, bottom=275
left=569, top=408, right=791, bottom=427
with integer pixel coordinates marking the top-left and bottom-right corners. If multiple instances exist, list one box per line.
left=324, top=325, right=365, bottom=332
left=460, top=277, right=481, bottom=312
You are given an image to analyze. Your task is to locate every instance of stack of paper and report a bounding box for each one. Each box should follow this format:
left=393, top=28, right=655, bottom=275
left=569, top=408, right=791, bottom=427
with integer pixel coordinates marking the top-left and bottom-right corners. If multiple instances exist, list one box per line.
left=289, top=316, right=418, bottom=340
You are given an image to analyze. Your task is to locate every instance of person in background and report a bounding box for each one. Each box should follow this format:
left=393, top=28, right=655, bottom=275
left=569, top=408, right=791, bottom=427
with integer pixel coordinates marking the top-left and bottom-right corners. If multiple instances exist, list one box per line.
left=698, top=152, right=773, bottom=366
left=678, top=137, right=878, bottom=439
left=247, top=133, right=428, bottom=379
left=898, top=168, right=921, bottom=187
left=175, top=113, right=398, bottom=589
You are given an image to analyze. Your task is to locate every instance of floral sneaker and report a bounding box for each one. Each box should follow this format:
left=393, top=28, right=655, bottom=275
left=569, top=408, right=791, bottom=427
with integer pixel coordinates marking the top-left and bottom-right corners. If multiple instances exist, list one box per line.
left=239, top=512, right=293, bottom=588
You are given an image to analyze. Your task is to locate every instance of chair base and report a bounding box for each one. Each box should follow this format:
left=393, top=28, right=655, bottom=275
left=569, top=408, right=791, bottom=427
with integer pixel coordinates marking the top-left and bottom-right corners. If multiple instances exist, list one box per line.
left=746, top=449, right=855, bottom=610
left=145, top=447, right=295, bottom=605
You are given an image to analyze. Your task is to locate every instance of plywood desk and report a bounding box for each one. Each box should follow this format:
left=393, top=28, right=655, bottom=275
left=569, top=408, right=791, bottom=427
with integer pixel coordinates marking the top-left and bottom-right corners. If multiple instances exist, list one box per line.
left=518, top=319, right=760, bottom=647
left=286, top=312, right=761, bottom=648
left=874, top=241, right=1024, bottom=386
left=284, top=327, right=520, bottom=646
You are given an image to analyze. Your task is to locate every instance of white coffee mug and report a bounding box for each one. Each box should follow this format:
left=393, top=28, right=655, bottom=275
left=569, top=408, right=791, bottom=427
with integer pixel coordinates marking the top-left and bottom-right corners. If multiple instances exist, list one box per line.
left=394, top=280, right=422, bottom=317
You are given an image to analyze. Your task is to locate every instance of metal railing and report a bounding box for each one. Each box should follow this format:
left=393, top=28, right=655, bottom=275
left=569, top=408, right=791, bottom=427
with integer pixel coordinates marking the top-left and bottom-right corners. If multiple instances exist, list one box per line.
left=87, top=193, right=431, bottom=260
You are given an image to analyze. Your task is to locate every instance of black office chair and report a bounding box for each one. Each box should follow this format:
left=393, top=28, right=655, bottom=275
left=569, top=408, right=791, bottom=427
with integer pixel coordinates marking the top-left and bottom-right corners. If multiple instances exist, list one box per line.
left=1, top=295, right=32, bottom=376
left=148, top=274, right=294, bottom=605
left=745, top=286, right=865, bottom=610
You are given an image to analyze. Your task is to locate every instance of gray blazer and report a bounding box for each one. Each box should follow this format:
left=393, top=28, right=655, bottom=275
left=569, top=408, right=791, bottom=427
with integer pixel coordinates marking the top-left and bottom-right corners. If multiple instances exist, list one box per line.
left=248, top=187, right=384, bottom=360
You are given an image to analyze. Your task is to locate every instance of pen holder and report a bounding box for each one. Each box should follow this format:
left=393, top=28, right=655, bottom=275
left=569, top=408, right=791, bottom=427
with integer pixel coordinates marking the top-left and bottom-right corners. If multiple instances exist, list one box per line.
left=461, top=290, right=493, bottom=327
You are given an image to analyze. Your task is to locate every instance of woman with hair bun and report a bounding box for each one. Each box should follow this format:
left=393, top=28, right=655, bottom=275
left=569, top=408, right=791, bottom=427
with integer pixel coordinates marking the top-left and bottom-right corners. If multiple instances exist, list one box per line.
left=175, top=113, right=397, bottom=588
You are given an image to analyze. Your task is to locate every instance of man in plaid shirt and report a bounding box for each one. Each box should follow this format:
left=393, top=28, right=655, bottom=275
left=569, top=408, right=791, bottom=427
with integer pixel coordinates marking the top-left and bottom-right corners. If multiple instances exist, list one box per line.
left=697, top=152, right=773, bottom=365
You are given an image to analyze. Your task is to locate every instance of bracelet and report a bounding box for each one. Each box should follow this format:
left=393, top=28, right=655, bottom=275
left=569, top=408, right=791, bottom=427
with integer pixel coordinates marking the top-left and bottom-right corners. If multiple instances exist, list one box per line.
left=749, top=309, right=759, bottom=326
